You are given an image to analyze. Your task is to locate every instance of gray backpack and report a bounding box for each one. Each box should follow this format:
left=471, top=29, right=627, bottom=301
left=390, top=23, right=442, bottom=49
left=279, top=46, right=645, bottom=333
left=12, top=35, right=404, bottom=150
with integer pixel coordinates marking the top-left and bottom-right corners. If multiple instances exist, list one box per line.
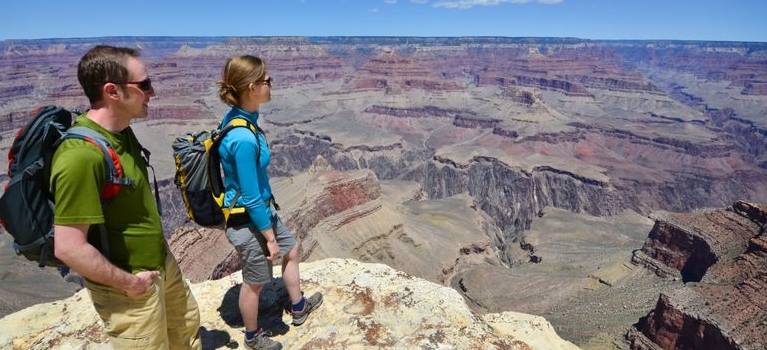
left=172, top=117, right=270, bottom=227
left=0, top=106, right=132, bottom=267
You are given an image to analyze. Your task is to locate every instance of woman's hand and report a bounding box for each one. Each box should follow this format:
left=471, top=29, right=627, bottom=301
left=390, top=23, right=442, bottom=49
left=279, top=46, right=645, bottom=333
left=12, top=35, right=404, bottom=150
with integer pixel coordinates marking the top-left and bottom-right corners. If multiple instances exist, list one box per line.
left=266, top=240, right=280, bottom=260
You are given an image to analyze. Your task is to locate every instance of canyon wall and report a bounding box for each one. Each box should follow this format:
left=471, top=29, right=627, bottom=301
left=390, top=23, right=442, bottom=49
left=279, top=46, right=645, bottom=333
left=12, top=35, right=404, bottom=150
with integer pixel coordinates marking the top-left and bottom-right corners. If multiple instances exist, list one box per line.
left=628, top=201, right=767, bottom=349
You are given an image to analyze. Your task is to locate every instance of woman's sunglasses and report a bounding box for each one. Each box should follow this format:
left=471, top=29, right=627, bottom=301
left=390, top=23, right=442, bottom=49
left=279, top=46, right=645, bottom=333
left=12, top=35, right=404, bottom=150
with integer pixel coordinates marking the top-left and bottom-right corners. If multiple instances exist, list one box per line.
left=255, top=77, right=273, bottom=87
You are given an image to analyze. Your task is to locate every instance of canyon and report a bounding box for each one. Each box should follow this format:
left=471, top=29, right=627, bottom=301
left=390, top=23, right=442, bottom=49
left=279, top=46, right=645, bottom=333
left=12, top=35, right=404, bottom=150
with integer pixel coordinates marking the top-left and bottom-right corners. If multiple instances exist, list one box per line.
left=1, top=36, right=766, bottom=349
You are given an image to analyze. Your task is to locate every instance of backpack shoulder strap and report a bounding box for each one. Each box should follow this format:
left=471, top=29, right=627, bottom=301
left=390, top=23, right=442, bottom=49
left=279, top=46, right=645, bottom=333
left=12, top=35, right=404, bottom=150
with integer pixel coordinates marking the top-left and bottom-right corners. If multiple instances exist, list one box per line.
left=54, top=126, right=124, bottom=261
left=213, top=117, right=262, bottom=164
left=207, top=118, right=264, bottom=218
left=59, top=126, right=133, bottom=202
left=122, top=127, right=162, bottom=216
left=121, top=127, right=153, bottom=166
left=222, top=117, right=260, bottom=137
left=208, top=118, right=280, bottom=212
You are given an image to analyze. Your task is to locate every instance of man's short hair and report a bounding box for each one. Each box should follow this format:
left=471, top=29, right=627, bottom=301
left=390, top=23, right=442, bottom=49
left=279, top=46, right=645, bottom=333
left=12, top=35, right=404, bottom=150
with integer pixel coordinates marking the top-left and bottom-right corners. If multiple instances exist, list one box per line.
left=77, top=45, right=140, bottom=103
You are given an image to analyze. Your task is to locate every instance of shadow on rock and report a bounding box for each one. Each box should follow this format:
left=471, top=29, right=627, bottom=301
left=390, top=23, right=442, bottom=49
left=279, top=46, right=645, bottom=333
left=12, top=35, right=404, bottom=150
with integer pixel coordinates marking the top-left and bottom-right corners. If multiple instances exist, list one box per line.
left=199, top=327, right=236, bottom=349
left=217, top=277, right=291, bottom=336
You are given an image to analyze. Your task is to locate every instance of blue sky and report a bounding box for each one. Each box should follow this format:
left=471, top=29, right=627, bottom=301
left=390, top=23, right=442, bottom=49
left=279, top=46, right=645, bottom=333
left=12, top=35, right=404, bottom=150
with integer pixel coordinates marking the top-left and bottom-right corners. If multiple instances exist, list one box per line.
left=1, top=0, right=765, bottom=42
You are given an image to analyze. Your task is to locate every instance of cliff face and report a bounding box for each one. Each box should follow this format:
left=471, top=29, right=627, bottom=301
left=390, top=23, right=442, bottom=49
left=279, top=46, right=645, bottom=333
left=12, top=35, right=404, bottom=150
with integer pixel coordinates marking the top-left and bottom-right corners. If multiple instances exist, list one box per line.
left=631, top=204, right=759, bottom=282
left=0, top=258, right=580, bottom=350
left=628, top=201, right=767, bottom=349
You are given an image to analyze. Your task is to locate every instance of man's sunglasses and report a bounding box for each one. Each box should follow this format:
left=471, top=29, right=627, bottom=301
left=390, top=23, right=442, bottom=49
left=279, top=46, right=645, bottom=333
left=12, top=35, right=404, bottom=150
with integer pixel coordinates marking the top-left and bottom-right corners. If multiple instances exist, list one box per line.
left=109, top=78, right=153, bottom=92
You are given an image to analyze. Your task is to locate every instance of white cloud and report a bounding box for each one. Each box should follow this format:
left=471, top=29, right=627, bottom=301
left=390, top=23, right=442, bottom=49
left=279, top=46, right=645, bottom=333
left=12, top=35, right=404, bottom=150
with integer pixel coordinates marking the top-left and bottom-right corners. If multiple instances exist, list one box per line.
left=433, top=0, right=562, bottom=9
left=384, top=0, right=397, bottom=4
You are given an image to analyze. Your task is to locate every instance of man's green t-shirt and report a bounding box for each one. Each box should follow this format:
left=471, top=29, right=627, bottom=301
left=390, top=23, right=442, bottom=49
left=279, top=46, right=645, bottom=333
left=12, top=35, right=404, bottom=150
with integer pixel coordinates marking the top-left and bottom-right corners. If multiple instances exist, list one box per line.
left=49, top=115, right=165, bottom=273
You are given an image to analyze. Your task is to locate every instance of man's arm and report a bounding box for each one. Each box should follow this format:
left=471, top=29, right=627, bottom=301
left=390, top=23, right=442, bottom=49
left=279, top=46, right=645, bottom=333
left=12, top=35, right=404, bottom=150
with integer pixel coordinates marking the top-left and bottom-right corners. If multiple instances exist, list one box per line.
left=54, top=224, right=158, bottom=296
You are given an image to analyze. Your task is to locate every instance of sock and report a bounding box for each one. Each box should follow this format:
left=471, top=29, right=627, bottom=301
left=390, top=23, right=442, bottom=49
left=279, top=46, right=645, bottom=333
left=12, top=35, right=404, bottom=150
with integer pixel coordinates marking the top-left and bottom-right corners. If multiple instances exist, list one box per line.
left=245, top=329, right=257, bottom=340
left=292, top=297, right=306, bottom=312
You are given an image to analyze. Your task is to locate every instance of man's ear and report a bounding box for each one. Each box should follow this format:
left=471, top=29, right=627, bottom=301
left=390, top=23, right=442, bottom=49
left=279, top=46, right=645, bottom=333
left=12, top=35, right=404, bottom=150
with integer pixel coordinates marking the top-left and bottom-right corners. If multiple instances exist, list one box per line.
left=103, top=83, right=121, bottom=100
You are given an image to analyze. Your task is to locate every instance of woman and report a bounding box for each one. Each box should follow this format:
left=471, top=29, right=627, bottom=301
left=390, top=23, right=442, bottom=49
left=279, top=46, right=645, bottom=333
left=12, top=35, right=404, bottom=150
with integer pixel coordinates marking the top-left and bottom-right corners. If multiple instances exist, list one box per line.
left=217, top=55, right=322, bottom=350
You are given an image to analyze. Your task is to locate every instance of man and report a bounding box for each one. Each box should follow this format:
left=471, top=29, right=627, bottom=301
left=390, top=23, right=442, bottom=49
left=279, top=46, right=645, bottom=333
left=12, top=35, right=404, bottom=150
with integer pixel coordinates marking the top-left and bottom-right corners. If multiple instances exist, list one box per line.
left=51, top=45, right=201, bottom=349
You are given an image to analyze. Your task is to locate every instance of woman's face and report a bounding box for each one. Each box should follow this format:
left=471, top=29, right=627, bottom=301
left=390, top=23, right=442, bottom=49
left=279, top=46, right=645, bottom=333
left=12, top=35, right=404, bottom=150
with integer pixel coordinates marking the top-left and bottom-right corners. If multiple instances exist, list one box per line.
left=248, top=74, right=272, bottom=105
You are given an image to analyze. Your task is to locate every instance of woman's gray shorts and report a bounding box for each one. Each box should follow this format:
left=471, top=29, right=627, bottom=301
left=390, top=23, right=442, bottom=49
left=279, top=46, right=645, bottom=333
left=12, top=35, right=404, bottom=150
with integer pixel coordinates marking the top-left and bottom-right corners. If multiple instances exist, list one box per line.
left=224, top=215, right=297, bottom=285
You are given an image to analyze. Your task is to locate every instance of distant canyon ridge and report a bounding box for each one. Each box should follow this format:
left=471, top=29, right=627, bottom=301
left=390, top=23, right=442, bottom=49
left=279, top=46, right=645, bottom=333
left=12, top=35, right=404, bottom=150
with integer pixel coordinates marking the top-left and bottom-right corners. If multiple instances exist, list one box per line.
left=1, top=37, right=767, bottom=349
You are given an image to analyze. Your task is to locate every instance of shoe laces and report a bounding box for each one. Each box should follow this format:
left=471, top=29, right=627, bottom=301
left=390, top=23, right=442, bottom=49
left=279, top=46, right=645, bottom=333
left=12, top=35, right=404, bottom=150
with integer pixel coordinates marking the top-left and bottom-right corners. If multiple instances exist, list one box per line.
left=256, top=328, right=275, bottom=337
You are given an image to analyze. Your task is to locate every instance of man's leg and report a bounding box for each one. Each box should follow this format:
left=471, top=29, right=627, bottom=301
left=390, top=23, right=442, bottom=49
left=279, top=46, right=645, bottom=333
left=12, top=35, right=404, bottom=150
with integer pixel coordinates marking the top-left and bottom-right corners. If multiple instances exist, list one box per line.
left=162, top=252, right=202, bottom=350
left=86, top=278, right=168, bottom=349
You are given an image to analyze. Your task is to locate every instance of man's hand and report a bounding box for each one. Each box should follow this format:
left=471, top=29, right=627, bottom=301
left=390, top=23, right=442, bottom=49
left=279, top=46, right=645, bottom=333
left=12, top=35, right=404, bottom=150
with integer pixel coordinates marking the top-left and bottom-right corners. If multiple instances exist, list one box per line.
left=125, top=270, right=160, bottom=297
left=55, top=224, right=163, bottom=296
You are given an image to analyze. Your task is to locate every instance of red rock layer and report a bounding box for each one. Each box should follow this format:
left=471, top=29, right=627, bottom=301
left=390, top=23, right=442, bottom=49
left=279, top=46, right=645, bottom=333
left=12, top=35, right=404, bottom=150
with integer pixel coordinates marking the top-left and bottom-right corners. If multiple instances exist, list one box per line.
left=629, top=201, right=767, bottom=349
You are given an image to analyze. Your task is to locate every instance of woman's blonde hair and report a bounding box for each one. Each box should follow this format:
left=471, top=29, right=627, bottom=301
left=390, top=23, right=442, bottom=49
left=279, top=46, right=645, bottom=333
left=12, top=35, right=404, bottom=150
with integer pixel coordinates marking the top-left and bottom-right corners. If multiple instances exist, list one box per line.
left=217, top=55, right=267, bottom=107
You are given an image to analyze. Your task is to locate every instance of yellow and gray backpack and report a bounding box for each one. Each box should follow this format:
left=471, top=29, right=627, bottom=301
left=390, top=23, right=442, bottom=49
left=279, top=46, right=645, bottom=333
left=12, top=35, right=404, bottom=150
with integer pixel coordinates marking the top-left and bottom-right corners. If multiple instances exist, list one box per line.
left=172, top=118, right=261, bottom=227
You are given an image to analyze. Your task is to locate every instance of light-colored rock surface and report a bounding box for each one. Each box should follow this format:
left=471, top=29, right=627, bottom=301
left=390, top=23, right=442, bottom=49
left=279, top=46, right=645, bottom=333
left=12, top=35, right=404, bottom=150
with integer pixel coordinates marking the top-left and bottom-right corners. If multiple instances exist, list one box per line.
left=0, top=258, right=580, bottom=350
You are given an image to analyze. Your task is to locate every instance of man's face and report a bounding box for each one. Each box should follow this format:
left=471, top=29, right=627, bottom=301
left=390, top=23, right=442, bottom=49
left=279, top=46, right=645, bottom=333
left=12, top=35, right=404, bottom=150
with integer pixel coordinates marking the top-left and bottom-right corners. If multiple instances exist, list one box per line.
left=119, top=57, right=155, bottom=119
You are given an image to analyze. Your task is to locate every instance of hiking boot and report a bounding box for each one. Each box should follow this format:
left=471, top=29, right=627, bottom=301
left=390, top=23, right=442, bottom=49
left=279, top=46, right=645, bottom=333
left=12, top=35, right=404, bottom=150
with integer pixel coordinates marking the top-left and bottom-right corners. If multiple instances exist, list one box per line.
left=243, top=329, right=282, bottom=350
left=290, top=292, right=323, bottom=326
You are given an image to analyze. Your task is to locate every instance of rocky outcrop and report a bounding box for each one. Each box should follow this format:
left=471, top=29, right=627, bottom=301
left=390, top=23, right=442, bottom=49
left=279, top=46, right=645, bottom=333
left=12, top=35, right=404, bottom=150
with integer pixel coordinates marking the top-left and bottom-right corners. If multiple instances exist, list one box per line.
left=347, top=52, right=462, bottom=93
left=482, top=74, right=593, bottom=97
left=628, top=201, right=767, bottom=349
left=0, top=258, right=581, bottom=350
left=422, top=156, right=622, bottom=264
left=285, top=156, right=383, bottom=240
left=632, top=203, right=761, bottom=282
left=627, top=291, right=739, bottom=350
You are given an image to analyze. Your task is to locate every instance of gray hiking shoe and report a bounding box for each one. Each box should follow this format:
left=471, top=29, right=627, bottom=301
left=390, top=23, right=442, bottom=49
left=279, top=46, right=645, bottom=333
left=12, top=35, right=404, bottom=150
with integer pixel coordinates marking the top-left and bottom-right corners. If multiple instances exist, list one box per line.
left=290, top=292, right=323, bottom=326
left=243, top=330, right=282, bottom=350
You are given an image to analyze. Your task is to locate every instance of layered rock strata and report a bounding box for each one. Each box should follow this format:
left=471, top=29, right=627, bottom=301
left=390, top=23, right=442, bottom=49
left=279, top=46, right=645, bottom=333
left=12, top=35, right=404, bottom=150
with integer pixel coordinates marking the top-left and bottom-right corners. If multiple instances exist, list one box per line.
left=628, top=201, right=767, bottom=349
